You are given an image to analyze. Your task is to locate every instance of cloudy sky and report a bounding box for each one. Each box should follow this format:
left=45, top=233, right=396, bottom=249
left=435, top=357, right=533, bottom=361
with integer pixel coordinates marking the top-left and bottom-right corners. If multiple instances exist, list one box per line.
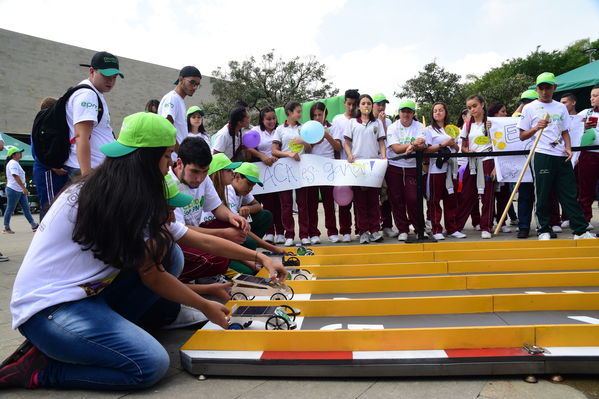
left=1, top=0, right=598, bottom=111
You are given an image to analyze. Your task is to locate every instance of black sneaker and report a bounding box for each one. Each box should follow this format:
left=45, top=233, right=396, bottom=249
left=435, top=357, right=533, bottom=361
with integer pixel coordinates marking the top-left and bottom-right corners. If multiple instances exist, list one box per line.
left=550, top=231, right=557, bottom=239
left=0, top=340, right=47, bottom=388
left=517, top=229, right=529, bottom=239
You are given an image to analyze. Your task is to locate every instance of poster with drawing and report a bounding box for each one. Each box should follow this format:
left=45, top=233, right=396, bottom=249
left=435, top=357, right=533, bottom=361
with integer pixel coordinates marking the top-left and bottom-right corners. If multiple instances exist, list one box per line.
left=489, top=117, right=533, bottom=183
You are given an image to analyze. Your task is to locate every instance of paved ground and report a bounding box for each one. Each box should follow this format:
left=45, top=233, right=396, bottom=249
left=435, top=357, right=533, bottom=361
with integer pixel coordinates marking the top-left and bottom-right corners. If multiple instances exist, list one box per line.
left=2, top=213, right=599, bottom=398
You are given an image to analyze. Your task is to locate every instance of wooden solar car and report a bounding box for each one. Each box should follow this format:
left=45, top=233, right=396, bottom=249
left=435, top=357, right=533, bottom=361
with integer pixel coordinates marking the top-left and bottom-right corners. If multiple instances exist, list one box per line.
left=228, top=304, right=300, bottom=330
left=287, top=267, right=315, bottom=280
left=230, top=274, right=295, bottom=301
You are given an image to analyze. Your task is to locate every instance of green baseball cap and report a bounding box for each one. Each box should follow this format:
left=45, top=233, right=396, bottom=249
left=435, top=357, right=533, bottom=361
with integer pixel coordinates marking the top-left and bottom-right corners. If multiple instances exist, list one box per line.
left=187, top=106, right=205, bottom=117
left=100, top=112, right=177, bottom=158
left=6, top=146, right=24, bottom=157
left=536, top=72, right=557, bottom=87
left=164, top=174, right=193, bottom=208
left=79, top=51, right=124, bottom=78
left=372, top=93, right=389, bottom=104
left=520, top=89, right=539, bottom=101
left=398, top=99, right=416, bottom=111
left=208, top=153, right=242, bottom=176
left=234, top=162, right=263, bottom=187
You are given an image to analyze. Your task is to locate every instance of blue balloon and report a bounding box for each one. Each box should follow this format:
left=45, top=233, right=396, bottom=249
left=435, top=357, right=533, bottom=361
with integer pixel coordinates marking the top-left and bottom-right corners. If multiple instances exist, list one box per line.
left=300, top=120, right=325, bottom=144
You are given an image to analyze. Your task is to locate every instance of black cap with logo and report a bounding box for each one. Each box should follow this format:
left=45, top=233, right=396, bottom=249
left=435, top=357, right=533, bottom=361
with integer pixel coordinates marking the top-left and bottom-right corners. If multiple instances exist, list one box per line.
left=80, top=51, right=124, bottom=78
left=174, top=66, right=202, bottom=85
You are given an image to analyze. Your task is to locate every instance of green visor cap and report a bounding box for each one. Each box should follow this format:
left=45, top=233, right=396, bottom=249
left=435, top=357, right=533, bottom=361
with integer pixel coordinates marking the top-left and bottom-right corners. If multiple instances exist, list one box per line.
left=520, top=89, right=539, bottom=100
left=234, top=162, right=263, bottom=187
left=536, top=72, right=557, bottom=87
left=398, top=99, right=416, bottom=111
left=186, top=106, right=205, bottom=117
left=98, top=68, right=124, bottom=78
left=6, top=146, right=24, bottom=157
left=164, top=174, right=193, bottom=208
left=372, top=93, right=389, bottom=103
left=208, top=153, right=242, bottom=176
left=100, top=112, right=177, bottom=158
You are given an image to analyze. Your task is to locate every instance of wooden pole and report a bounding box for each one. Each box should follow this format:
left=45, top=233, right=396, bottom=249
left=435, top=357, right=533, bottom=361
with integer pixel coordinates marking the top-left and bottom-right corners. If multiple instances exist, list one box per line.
left=494, top=113, right=550, bottom=235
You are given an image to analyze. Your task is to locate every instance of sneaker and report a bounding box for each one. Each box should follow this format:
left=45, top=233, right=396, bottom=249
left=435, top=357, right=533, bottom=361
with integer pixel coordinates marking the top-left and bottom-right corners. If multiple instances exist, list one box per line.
left=550, top=231, right=557, bottom=239
left=474, top=224, right=481, bottom=231
left=341, top=234, right=352, bottom=243
left=301, top=237, right=311, bottom=245
left=370, top=231, right=384, bottom=242
left=433, top=233, right=445, bottom=240
left=587, top=223, right=594, bottom=231
left=3, top=228, right=14, bottom=234
left=500, top=225, right=511, bottom=233
left=510, top=219, right=519, bottom=226
left=275, top=234, right=286, bottom=244
left=328, top=235, right=340, bottom=243
left=561, top=220, right=570, bottom=229
left=359, top=233, right=370, bottom=244
left=574, top=231, right=597, bottom=240
left=310, top=236, right=321, bottom=245
left=538, top=232, right=551, bottom=240
left=0, top=255, right=8, bottom=262
left=0, top=340, right=47, bottom=388
left=284, top=238, right=294, bottom=247
left=450, top=231, right=467, bottom=239
left=31, top=224, right=39, bottom=232
left=397, top=232, right=408, bottom=241
left=264, top=234, right=274, bottom=243
left=382, top=227, right=398, bottom=238
left=517, top=229, right=529, bottom=239
left=163, top=305, right=207, bottom=329
left=481, top=231, right=492, bottom=239
left=552, top=225, right=562, bottom=233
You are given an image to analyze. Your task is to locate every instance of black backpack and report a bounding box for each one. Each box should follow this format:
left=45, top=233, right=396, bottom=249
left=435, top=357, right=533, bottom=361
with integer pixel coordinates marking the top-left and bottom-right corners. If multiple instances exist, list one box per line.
left=31, top=84, right=103, bottom=168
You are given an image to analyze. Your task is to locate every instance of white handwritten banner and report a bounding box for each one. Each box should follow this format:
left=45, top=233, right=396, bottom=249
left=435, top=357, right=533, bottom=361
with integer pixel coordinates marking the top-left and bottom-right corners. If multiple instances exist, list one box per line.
left=251, top=154, right=388, bottom=195
left=489, top=117, right=533, bottom=183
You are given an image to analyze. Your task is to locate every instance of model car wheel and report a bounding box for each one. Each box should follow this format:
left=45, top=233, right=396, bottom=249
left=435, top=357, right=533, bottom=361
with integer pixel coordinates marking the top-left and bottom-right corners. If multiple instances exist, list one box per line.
left=293, top=274, right=308, bottom=280
left=278, top=305, right=297, bottom=321
left=270, top=292, right=286, bottom=300
left=266, top=316, right=290, bottom=330
left=229, top=323, right=244, bottom=330
left=231, top=292, right=248, bottom=301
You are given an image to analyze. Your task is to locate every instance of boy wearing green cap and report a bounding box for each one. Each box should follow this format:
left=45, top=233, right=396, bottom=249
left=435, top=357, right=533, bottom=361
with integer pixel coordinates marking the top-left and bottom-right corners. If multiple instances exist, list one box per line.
left=518, top=72, right=593, bottom=240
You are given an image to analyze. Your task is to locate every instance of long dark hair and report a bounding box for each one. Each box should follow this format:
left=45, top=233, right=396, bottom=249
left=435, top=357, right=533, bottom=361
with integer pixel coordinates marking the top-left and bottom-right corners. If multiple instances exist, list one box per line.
left=259, top=106, right=278, bottom=131
left=72, top=147, right=172, bottom=271
left=309, top=101, right=330, bottom=126
left=487, top=102, right=505, bottom=117
left=355, top=94, right=375, bottom=122
left=187, top=111, right=206, bottom=133
left=431, top=102, right=450, bottom=133
left=466, top=94, right=488, bottom=136
left=456, top=108, right=468, bottom=129
left=228, top=106, right=247, bottom=137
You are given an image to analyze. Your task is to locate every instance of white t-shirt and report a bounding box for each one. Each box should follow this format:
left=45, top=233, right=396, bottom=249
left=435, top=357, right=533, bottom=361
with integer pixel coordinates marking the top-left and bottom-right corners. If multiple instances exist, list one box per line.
left=226, top=185, right=255, bottom=217
left=331, top=114, right=352, bottom=160
left=578, top=108, right=599, bottom=153
left=256, top=127, right=276, bottom=157
left=10, top=184, right=188, bottom=329
left=517, top=100, right=571, bottom=157
left=460, top=121, right=492, bottom=161
left=212, top=124, right=242, bottom=159
left=158, top=90, right=187, bottom=161
left=171, top=170, right=222, bottom=227
left=310, top=123, right=341, bottom=159
left=273, top=123, right=304, bottom=154
left=425, top=126, right=456, bottom=174
left=386, top=120, right=424, bottom=168
left=345, top=118, right=385, bottom=159
left=187, top=132, right=211, bottom=150
left=6, top=159, right=26, bottom=192
left=65, top=79, right=114, bottom=169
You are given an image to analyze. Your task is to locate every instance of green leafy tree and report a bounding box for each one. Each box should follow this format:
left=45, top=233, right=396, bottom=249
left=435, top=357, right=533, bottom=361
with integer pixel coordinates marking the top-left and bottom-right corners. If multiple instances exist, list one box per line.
left=202, top=51, right=338, bottom=131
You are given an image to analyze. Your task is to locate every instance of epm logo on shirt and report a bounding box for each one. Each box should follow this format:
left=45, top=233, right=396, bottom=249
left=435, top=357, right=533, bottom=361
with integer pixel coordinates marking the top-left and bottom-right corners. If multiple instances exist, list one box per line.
left=80, top=101, right=98, bottom=110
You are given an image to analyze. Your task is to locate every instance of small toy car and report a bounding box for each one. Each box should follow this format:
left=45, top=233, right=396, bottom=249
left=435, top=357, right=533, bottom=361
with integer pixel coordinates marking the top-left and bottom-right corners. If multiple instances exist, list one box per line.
left=230, top=274, right=295, bottom=301
left=295, top=246, right=315, bottom=256
left=282, top=256, right=301, bottom=266
left=228, top=304, right=300, bottom=330
left=286, top=267, right=314, bottom=280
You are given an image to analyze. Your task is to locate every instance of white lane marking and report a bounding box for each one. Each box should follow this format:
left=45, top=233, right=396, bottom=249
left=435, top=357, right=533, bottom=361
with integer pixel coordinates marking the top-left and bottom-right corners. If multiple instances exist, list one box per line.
left=348, top=324, right=384, bottom=330
left=333, top=297, right=351, bottom=300
left=544, top=347, right=599, bottom=357
left=181, top=350, right=263, bottom=359
left=562, top=290, right=583, bottom=293
left=320, top=323, right=343, bottom=330
left=354, top=350, right=448, bottom=359
left=252, top=293, right=312, bottom=301
left=294, top=316, right=305, bottom=330
left=524, top=291, right=545, bottom=294
left=568, top=316, right=599, bottom=324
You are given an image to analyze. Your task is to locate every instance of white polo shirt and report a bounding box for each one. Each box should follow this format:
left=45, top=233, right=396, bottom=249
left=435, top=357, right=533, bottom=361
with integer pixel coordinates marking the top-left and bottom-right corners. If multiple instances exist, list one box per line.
left=310, top=123, right=340, bottom=159
left=345, top=118, right=385, bottom=159
left=273, top=122, right=303, bottom=154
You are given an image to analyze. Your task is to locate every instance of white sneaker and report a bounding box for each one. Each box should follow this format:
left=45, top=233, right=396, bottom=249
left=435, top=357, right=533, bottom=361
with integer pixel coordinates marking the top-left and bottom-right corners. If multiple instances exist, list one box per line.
left=500, top=226, right=512, bottom=233
left=587, top=223, right=594, bottom=231
left=474, top=224, right=481, bottom=231
left=561, top=220, right=570, bottom=229
left=433, top=233, right=445, bottom=240
left=370, top=231, right=384, bottom=242
left=264, top=234, right=274, bottom=243
left=162, top=305, right=207, bottom=329
left=481, top=231, right=492, bottom=239
left=341, top=234, right=352, bottom=243
left=301, top=237, right=311, bottom=245
left=450, top=231, right=467, bottom=239
left=552, top=225, right=562, bottom=233
left=275, top=234, right=286, bottom=244
left=382, top=227, right=398, bottom=238
left=425, top=220, right=432, bottom=231
left=284, top=238, right=294, bottom=247
left=574, top=231, right=596, bottom=239
left=328, top=235, right=340, bottom=243
left=359, top=233, right=370, bottom=244
left=310, top=236, right=321, bottom=244
left=397, top=232, right=408, bottom=241
left=538, top=232, right=551, bottom=240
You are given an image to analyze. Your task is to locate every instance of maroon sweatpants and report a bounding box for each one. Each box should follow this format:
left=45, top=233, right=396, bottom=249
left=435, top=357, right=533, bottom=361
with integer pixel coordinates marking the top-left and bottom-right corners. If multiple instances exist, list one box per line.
left=380, top=199, right=393, bottom=229
left=280, top=188, right=309, bottom=239
left=254, top=192, right=283, bottom=236
left=307, top=186, right=338, bottom=237
left=338, top=203, right=354, bottom=235
left=427, top=173, right=458, bottom=235
left=385, top=165, right=419, bottom=234
left=577, top=151, right=599, bottom=221
left=179, top=245, right=230, bottom=283
left=353, top=187, right=381, bottom=235
left=456, top=159, right=495, bottom=233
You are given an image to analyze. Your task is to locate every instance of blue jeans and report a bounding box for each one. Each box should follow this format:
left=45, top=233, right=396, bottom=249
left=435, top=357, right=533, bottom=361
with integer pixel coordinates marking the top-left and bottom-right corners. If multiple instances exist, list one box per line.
left=3, top=187, right=36, bottom=228
left=518, top=182, right=535, bottom=230
left=19, top=244, right=184, bottom=390
left=32, top=161, right=69, bottom=221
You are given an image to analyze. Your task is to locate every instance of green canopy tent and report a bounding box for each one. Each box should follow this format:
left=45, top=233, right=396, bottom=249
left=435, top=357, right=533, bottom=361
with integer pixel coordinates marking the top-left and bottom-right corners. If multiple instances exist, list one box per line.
left=0, top=133, right=34, bottom=167
left=274, top=95, right=346, bottom=124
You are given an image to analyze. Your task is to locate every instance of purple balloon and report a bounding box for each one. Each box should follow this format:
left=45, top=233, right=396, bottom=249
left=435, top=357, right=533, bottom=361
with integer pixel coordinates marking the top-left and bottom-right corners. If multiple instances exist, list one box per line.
left=242, top=130, right=260, bottom=148
left=333, top=186, right=353, bottom=206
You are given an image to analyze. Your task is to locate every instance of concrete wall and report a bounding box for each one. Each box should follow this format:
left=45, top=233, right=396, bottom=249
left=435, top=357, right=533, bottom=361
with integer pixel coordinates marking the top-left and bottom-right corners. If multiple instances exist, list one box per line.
left=0, top=28, right=216, bottom=136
